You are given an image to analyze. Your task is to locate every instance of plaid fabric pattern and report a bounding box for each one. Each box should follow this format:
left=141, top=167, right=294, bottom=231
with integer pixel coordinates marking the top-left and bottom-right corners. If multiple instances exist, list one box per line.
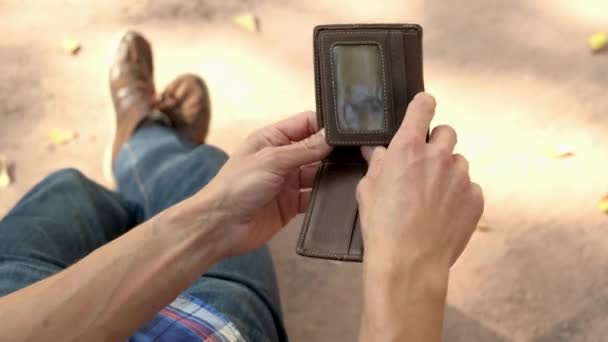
left=130, top=294, right=245, bottom=342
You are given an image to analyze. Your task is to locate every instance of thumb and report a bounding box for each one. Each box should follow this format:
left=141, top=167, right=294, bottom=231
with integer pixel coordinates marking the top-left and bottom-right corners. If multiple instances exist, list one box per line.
left=269, top=129, right=332, bottom=173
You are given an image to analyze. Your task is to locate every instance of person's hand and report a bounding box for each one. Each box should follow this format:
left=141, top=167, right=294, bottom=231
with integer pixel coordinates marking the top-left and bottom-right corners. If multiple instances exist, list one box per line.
left=195, top=111, right=332, bottom=257
left=357, top=93, right=484, bottom=276
left=355, top=92, right=483, bottom=341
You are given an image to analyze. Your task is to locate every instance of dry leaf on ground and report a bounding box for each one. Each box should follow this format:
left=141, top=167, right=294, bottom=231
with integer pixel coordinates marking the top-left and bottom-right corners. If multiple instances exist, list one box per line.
left=62, top=38, right=81, bottom=55
left=597, top=194, right=608, bottom=213
left=0, top=155, right=11, bottom=188
left=49, top=129, right=78, bottom=145
left=477, top=217, right=491, bottom=232
left=232, top=13, right=259, bottom=33
left=588, top=32, right=608, bottom=53
left=549, top=144, right=575, bottom=159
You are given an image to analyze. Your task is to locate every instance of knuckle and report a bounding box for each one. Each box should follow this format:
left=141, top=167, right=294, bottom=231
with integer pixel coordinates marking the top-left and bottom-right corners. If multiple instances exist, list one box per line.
left=245, top=130, right=263, bottom=145
left=454, top=154, right=469, bottom=169
left=299, top=136, right=316, bottom=151
left=257, top=146, right=277, bottom=161
left=455, top=170, right=471, bottom=189
left=433, top=147, right=452, bottom=167
left=370, top=156, right=382, bottom=169
left=399, top=137, right=425, bottom=154
left=356, top=180, right=370, bottom=203
left=453, top=152, right=466, bottom=161
left=369, top=150, right=384, bottom=167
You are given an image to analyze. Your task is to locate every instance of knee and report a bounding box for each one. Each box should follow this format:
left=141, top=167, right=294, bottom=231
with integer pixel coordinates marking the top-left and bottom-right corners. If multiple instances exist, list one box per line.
left=43, top=168, right=90, bottom=190
left=193, top=145, right=229, bottom=168
left=47, top=168, right=87, bottom=182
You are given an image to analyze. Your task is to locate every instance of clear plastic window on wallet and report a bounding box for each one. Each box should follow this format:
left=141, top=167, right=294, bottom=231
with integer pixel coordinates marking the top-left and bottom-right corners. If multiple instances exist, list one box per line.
left=332, top=45, right=385, bottom=132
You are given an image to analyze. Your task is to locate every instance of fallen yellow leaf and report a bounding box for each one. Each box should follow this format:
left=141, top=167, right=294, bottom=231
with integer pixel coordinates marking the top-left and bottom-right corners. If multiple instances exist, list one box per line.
left=597, top=194, right=608, bottom=213
left=48, top=129, right=77, bottom=145
left=62, top=38, right=81, bottom=55
left=233, top=13, right=259, bottom=33
left=0, top=155, right=10, bottom=189
left=477, top=217, right=491, bottom=232
left=550, top=144, right=575, bottom=159
left=588, top=32, right=608, bottom=52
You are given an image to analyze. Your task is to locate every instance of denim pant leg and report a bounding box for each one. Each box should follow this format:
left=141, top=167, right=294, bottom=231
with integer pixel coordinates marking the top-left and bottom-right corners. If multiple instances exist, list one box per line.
left=114, top=122, right=287, bottom=342
left=0, top=169, right=141, bottom=296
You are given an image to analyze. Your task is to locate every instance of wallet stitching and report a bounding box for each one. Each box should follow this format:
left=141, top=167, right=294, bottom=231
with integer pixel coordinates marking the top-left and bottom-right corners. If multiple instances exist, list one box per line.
left=314, top=29, right=324, bottom=129
left=297, top=247, right=361, bottom=260
left=297, top=246, right=362, bottom=260
left=317, top=25, right=421, bottom=33
left=327, top=138, right=387, bottom=144
left=327, top=40, right=389, bottom=135
left=398, top=32, right=408, bottom=123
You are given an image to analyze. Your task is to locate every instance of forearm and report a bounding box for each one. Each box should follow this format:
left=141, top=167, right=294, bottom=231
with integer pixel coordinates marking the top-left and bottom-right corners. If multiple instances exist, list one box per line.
left=359, top=256, right=449, bottom=342
left=0, top=193, right=227, bottom=342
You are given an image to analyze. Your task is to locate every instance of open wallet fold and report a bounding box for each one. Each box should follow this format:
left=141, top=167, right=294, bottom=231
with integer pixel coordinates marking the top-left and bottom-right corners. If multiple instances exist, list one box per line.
left=296, top=24, right=425, bottom=262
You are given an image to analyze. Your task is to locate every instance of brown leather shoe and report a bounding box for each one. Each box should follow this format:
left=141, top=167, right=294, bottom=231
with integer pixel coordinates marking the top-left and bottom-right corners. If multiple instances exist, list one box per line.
left=155, top=74, right=211, bottom=144
left=109, top=31, right=163, bottom=165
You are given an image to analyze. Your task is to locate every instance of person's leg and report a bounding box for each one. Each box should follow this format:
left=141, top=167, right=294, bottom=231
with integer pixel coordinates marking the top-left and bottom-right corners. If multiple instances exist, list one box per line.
left=0, top=169, right=140, bottom=296
left=113, top=121, right=226, bottom=217
left=115, top=127, right=285, bottom=341
left=110, top=34, right=286, bottom=340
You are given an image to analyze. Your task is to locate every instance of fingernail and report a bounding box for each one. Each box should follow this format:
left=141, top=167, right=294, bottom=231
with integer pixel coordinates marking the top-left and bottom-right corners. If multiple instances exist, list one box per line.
left=309, top=129, right=331, bottom=151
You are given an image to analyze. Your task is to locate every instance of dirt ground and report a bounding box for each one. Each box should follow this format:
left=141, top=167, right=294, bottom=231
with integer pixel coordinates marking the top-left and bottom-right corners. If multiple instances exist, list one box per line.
left=1, top=0, right=608, bottom=340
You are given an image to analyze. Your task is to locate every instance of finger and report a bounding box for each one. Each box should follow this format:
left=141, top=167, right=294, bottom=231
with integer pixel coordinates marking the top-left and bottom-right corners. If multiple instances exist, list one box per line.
left=361, top=146, right=386, bottom=165
left=239, top=111, right=319, bottom=155
left=271, top=110, right=319, bottom=142
left=391, top=92, right=436, bottom=148
left=361, top=146, right=386, bottom=178
left=452, top=153, right=469, bottom=174
left=269, top=130, right=333, bottom=173
left=299, top=189, right=312, bottom=213
left=299, top=163, right=320, bottom=189
left=429, top=125, right=457, bottom=151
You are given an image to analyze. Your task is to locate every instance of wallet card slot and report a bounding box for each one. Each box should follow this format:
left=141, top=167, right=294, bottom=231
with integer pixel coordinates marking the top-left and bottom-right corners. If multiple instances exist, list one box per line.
left=300, top=162, right=366, bottom=256
left=325, top=146, right=366, bottom=164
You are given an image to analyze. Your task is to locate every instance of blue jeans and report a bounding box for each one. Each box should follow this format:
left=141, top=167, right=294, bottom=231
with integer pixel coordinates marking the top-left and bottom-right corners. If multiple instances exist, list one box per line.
left=0, top=122, right=287, bottom=341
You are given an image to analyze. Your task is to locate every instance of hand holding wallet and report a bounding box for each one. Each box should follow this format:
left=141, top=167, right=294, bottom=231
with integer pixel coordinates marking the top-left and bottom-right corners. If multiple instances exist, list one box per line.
left=297, top=24, right=425, bottom=262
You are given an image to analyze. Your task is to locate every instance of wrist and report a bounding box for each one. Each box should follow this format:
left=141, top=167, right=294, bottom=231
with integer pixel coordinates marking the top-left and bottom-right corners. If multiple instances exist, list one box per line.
left=158, top=192, right=232, bottom=264
left=360, top=255, right=449, bottom=341
left=363, top=251, right=450, bottom=305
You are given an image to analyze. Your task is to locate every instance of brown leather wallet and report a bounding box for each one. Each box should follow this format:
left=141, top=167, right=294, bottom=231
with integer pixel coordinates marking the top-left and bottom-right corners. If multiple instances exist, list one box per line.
left=297, top=24, right=425, bottom=262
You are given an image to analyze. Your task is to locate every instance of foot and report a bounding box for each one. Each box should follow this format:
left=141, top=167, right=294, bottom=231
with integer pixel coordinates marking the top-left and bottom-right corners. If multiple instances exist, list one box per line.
left=155, top=74, right=211, bottom=145
left=109, top=31, right=160, bottom=165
